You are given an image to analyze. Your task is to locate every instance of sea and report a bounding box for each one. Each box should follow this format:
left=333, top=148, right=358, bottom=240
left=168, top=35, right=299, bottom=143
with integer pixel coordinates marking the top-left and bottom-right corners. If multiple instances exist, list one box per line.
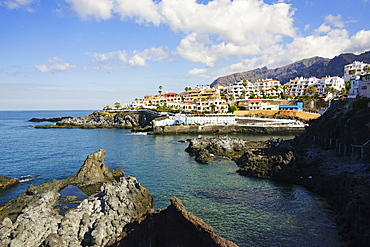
left=0, top=110, right=340, bottom=246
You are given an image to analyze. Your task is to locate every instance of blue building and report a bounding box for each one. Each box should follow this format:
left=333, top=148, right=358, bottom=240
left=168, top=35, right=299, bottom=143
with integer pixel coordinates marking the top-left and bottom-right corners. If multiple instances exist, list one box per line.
left=278, top=102, right=303, bottom=111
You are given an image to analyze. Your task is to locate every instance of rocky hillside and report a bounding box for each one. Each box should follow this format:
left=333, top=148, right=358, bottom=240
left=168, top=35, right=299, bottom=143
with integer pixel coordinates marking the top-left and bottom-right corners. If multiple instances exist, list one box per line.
left=211, top=51, right=370, bottom=86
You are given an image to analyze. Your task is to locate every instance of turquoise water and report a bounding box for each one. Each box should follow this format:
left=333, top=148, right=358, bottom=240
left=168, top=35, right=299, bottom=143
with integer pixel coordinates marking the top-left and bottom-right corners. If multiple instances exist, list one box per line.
left=0, top=111, right=340, bottom=246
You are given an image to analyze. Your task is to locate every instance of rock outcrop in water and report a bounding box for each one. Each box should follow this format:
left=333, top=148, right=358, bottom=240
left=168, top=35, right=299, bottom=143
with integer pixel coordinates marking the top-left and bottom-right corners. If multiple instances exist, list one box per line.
left=0, top=149, right=153, bottom=247
left=0, top=176, right=152, bottom=247
left=53, top=110, right=159, bottom=129
left=108, top=196, right=238, bottom=247
left=185, top=135, right=266, bottom=163
left=0, top=176, right=19, bottom=191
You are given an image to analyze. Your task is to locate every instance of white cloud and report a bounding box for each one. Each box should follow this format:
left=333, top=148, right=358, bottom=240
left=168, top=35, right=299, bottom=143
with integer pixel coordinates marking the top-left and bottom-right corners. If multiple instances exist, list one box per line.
left=86, top=47, right=169, bottom=68
left=66, top=0, right=296, bottom=66
left=128, top=47, right=169, bottom=67
left=114, top=0, right=162, bottom=25
left=3, top=0, right=35, bottom=11
left=64, top=0, right=370, bottom=74
left=325, top=14, right=344, bottom=28
left=348, top=30, right=370, bottom=54
left=35, top=57, right=76, bottom=73
left=66, top=0, right=114, bottom=20
left=187, top=68, right=207, bottom=76
left=86, top=50, right=128, bottom=63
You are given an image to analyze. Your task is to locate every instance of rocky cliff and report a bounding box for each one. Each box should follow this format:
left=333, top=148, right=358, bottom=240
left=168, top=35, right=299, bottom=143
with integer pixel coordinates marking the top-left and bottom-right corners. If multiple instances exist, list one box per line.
left=211, top=51, right=370, bottom=86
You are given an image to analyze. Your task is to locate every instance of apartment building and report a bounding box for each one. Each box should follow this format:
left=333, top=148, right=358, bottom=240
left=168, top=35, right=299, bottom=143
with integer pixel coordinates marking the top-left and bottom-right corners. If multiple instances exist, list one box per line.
left=344, top=61, right=370, bottom=81
left=287, top=76, right=344, bottom=98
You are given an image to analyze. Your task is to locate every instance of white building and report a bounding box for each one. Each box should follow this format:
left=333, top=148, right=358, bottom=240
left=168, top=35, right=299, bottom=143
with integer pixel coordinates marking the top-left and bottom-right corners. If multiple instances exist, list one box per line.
left=287, top=76, right=344, bottom=99
left=255, top=79, right=281, bottom=97
left=227, top=79, right=280, bottom=99
left=344, top=61, right=370, bottom=82
left=345, top=61, right=370, bottom=98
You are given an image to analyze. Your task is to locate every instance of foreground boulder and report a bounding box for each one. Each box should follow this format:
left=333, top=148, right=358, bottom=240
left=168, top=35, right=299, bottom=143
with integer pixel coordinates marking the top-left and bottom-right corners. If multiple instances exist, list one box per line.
left=0, top=149, right=152, bottom=247
left=0, top=149, right=124, bottom=223
left=0, top=176, right=152, bottom=247
left=108, top=196, right=238, bottom=247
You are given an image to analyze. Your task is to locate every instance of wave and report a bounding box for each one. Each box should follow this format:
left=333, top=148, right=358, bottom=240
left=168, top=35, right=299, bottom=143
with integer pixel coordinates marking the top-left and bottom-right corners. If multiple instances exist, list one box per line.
left=129, top=132, right=147, bottom=135
left=19, top=174, right=39, bottom=183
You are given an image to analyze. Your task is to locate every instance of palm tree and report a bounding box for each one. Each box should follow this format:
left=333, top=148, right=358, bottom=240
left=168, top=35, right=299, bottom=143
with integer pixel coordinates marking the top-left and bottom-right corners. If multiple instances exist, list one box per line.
left=304, top=86, right=317, bottom=95
left=114, top=102, right=122, bottom=110
left=281, top=84, right=289, bottom=95
left=158, top=85, right=163, bottom=95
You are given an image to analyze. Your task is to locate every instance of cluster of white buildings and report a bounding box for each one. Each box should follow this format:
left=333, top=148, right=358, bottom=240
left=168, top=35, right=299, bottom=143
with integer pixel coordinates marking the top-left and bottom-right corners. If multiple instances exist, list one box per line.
left=344, top=61, right=370, bottom=98
left=286, top=76, right=345, bottom=100
left=123, top=61, right=370, bottom=113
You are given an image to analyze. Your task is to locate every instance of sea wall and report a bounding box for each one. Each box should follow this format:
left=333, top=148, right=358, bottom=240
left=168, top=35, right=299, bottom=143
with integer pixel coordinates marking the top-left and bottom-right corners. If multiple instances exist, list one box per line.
left=151, top=124, right=305, bottom=135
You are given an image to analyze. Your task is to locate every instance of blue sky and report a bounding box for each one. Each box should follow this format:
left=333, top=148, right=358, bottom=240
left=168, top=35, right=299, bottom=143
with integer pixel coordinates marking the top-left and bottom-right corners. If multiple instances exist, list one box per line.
left=1, top=0, right=370, bottom=110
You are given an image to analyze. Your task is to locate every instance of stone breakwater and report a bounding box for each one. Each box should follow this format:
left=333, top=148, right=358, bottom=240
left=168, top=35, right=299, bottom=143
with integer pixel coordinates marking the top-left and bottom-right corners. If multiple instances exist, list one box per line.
left=0, top=149, right=237, bottom=247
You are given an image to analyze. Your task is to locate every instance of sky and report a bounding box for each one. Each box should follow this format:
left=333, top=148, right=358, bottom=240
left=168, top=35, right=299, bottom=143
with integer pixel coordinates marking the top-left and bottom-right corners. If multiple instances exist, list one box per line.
left=1, top=0, right=370, bottom=110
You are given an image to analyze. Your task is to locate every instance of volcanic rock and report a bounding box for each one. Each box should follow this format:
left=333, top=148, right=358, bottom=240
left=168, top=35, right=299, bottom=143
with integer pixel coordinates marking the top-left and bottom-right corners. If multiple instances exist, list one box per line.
left=0, top=149, right=124, bottom=223
left=185, top=135, right=265, bottom=163
left=0, top=176, right=152, bottom=247
left=108, top=196, right=238, bottom=247
left=195, top=149, right=213, bottom=164
left=0, top=176, right=19, bottom=191
left=235, top=150, right=296, bottom=179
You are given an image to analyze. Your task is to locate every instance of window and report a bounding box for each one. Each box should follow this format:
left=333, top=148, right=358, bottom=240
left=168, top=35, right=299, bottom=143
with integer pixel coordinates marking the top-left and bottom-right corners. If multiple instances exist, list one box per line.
left=361, top=86, right=367, bottom=90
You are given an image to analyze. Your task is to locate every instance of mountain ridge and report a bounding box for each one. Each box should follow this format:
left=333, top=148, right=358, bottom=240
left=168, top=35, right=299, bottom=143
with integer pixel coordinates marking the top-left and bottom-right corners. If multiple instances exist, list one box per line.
left=211, top=50, right=370, bottom=86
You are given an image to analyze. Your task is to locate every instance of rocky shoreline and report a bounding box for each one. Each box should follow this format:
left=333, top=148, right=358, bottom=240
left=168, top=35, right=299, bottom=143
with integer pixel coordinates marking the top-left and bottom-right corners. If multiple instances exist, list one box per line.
left=0, top=149, right=236, bottom=247
left=33, top=110, right=306, bottom=135
left=185, top=98, right=370, bottom=247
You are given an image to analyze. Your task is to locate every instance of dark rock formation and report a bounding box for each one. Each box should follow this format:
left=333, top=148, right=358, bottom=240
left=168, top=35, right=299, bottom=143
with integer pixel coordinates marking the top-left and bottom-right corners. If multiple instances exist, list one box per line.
left=236, top=149, right=296, bottom=179
left=29, top=116, right=72, bottom=122
left=53, top=110, right=161, bottom=129
left=108, top=196, right=238, bottom=247
left=185, top=135, right=266, bottom=163
left=211, top=51, right=370, bottom=86
left=0, top=150, right=152, bottom=247
left=195, top=149, right=213, bottom=164
left=0, top=176, right=19, bottom=191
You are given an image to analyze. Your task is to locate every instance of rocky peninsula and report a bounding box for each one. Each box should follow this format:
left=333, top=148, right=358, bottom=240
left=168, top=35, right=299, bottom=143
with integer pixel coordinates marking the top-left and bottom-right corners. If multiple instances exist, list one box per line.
left=0, top=149, right=236, bottom=247
left=185, top=98, right=370, bottom=247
